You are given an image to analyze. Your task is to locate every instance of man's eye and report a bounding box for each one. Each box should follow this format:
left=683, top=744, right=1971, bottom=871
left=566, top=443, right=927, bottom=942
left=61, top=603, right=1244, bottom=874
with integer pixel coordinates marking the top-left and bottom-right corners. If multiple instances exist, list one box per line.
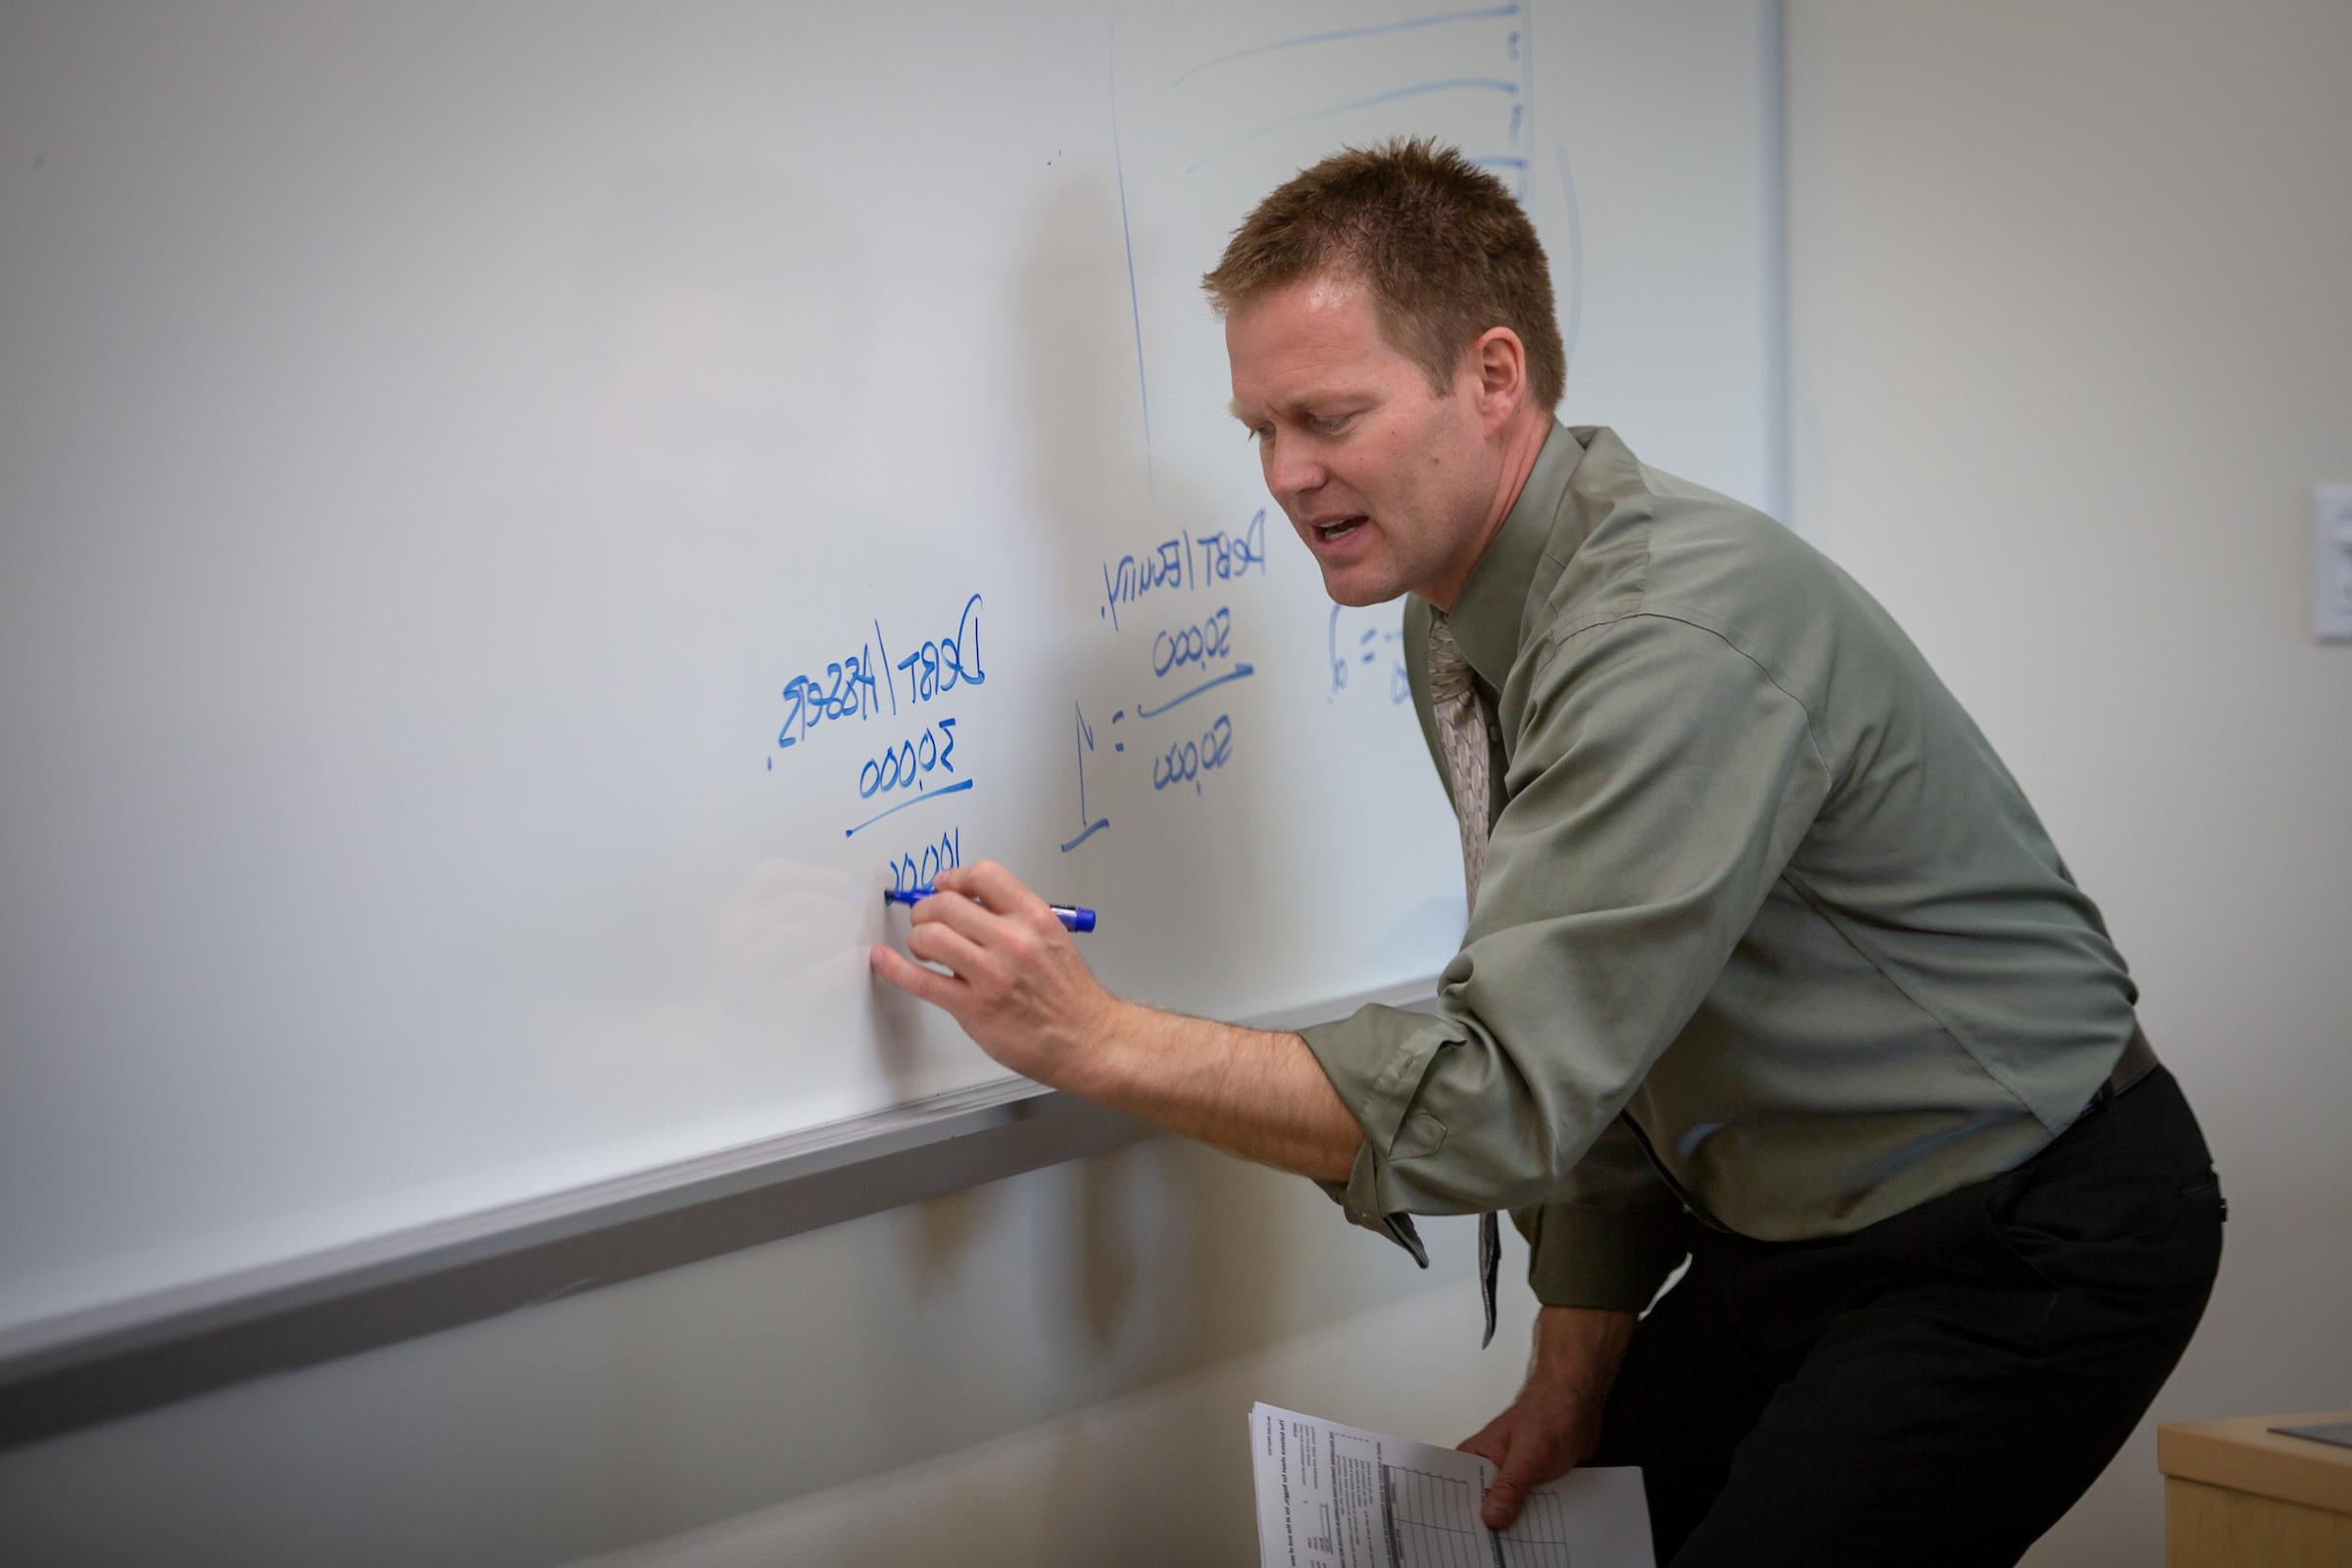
left=1312, top=414, right=1353, bottom=435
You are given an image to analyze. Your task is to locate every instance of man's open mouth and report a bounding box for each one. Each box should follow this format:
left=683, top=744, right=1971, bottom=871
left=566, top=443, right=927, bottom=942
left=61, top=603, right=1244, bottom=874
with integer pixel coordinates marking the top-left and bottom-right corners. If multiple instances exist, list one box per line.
left=1315, top=516, right=1367, bottom=542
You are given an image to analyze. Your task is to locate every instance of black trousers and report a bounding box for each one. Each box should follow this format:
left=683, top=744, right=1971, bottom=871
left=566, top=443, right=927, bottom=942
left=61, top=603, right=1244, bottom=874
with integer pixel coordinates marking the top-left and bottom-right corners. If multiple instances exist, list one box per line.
left=1590, top=1065, right=2223, bottom=1567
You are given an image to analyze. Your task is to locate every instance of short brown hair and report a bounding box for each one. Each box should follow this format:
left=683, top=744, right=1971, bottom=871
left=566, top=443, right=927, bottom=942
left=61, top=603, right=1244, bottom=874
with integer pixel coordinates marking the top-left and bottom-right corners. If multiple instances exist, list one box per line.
left=1202, top=138, right=1565, bottom=410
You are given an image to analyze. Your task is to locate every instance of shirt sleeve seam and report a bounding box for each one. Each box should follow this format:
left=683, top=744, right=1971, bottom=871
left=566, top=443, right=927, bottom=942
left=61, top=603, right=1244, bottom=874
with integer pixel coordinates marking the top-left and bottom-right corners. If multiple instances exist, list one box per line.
left=1524, top=610, right=1837, bottom=789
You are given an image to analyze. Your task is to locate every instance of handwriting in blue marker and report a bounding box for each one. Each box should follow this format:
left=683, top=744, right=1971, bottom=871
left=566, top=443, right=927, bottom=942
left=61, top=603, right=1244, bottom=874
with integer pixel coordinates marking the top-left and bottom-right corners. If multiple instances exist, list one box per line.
left=858, top=718, right=957, bottom=801
left=1191, top=510, right=1269, bottom=585
left=1152, top=606, right=1234, bottom=677
left=776, top=648, right=885, bottom=751
left=1152, top=714, right=1235, bottom=796
left=1135, top=662, right=1254, bottom=720
left=896, top=592, right=986, bottom=705
left=888, top=827, right=963, bottom=897
left=843, top=778, right=975, bottom=839
left=771, top=593, right=984, bottom=763
left=1327, top=606, right=1408, bottom=705
left=1060, top=704, right=1109, bottom=853
left=1099, top=510, right=1268, bottom=629
left=1100, top=539, right=1185, bottom=631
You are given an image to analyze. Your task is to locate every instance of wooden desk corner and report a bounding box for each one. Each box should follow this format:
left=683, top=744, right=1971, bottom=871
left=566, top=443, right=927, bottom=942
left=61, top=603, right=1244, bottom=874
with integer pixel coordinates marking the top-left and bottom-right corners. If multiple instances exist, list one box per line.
left=2159, top=1412, right=2352, bottom=1567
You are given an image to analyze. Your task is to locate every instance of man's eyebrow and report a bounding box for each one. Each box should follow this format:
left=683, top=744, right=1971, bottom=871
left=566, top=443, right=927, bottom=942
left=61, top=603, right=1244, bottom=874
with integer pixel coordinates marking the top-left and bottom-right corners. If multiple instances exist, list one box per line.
left=1226, top=399, right=1254, bottom=422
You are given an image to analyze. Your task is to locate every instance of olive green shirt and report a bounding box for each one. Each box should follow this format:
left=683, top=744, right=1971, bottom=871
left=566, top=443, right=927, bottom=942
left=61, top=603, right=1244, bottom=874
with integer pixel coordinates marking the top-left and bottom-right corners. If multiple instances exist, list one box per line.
left=1298, top=423, right=2141, bottom=1311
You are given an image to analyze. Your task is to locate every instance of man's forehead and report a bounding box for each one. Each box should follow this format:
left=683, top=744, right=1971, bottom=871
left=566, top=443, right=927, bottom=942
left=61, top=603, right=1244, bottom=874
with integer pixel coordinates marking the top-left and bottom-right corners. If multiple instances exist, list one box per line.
left=1295, top=271, right=1360, bottom=315
left=1234, top=270, right=1372, bottom=335
left=1226, top=273, right=1396, bottom=409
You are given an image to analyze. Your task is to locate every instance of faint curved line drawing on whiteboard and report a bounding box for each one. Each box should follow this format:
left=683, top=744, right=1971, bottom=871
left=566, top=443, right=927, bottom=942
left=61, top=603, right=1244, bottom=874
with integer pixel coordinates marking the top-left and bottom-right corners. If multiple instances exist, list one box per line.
left=1182, top=77, right=1522, bottom=175
left=1171, top=2, right=1524, bottom=87
left=1108, top=16, right=1153, bottom=483
left=1554, top=140, right=1584, bottom=369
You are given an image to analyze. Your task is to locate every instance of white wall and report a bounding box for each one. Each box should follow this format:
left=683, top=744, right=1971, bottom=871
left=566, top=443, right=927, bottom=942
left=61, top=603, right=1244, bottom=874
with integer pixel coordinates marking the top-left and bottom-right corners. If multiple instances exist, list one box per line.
left=1784, top=3, right=2352, bottom=1564
left=8, top=8, right=2347, bottom=1566
left=0, top=1138, right=1535, bottom=1566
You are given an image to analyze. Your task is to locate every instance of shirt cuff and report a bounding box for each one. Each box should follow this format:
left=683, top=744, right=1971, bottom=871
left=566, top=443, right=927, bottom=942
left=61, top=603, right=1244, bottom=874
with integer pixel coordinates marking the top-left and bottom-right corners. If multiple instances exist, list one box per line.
left=1514, top=1201, right=1690, bottom=1311
left=1297, top=1007, right=1456, bottom=1267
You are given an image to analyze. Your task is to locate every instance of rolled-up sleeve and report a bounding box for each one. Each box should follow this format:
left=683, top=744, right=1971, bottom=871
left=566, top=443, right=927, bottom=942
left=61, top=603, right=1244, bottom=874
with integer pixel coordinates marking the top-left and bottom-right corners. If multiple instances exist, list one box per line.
left=1297, top=612, right=1831, bottom=1292
left=1512, top=1115, right=1689, bottom=1309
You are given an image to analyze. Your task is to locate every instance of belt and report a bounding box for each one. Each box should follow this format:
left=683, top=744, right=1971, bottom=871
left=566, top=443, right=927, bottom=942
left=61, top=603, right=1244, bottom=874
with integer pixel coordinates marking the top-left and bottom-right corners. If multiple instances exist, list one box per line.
left=2092, top=1024, right=2159, bottom=1109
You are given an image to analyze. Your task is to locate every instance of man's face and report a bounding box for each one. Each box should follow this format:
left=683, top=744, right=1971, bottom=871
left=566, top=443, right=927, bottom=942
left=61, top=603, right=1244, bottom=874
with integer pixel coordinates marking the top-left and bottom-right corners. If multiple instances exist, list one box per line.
left=1226, top=273, right=1497, bottom=608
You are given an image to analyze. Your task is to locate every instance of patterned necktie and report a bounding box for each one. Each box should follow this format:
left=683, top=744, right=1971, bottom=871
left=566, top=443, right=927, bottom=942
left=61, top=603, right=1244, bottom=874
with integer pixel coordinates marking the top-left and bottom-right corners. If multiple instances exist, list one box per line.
left=1426, top=615, right=1503, bottom=1348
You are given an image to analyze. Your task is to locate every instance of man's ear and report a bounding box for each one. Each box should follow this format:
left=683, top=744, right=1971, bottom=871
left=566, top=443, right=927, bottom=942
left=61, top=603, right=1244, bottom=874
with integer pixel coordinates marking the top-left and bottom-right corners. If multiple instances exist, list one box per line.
left=1471, top=326, right=1529, bottom=430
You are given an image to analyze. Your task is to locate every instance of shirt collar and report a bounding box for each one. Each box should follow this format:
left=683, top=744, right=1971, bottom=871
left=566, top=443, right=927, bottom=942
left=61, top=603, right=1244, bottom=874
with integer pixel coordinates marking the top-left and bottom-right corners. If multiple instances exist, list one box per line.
left=1430, top=420, right=1587, bottom=687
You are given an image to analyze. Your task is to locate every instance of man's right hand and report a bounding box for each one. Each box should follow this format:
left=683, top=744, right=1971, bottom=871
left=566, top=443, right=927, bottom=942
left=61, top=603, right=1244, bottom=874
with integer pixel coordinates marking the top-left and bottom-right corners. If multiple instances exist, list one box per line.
left=1458, top=1304, right=1639, bottom=1530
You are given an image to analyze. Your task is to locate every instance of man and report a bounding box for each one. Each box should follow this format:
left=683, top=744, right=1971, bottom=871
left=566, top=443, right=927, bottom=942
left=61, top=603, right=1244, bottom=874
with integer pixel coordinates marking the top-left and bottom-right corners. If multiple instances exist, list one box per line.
left=869, top=140, right=2221, bottom=1565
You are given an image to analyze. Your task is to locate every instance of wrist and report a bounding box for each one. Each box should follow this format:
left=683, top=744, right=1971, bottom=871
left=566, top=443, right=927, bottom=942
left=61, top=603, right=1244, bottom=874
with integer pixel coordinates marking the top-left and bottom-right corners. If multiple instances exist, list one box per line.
left=1528, top=1304, right=1637, bottom=1392
left=1055, top=994, right=1148, bottom=1102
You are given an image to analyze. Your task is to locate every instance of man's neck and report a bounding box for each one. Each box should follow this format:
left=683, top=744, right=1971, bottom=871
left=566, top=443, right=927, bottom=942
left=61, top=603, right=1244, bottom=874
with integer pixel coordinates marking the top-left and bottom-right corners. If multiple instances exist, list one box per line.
left=1424, top=410, right=1555, bottom=613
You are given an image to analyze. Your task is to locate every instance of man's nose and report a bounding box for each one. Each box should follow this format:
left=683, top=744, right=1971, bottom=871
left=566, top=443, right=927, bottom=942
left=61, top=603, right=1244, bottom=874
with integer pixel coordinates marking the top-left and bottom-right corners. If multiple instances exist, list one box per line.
left=1267, top=440, right=1326, bottom=502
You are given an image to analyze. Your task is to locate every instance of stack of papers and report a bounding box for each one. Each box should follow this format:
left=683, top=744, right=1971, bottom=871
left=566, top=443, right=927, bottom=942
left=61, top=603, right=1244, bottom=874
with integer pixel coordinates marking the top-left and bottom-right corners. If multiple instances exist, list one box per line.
left=1250, top=1404, right=1653, bottom=1567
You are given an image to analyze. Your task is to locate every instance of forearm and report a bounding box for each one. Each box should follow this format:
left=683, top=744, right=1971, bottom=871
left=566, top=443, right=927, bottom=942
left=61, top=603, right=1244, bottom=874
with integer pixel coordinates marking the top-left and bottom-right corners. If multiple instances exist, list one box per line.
left=864, top=859, right=1364, bottom=1182
left=1528, top=1301, right=1638, bottom=1390
left=1071, top=999, right=1362, bottom=1182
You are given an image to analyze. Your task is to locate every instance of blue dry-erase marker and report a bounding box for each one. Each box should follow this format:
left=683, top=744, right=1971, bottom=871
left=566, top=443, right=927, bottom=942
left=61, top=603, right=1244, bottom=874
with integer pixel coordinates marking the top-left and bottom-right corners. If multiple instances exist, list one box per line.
left=882, top=886, right=1098, bottom=934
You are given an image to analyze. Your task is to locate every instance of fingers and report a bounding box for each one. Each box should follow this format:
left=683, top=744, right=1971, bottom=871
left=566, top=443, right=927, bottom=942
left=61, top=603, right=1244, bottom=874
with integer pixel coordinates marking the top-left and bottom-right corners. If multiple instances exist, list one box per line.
left=939, top=860, right=1054, bottom=928
left=876, top=859, right=1100, bottom=1085
left=913, top=864, right=1061, bottom=973
left=906, top=917, right=990, bottom=982
left=910, top=880, right=1010, bottom=945
left=868, top=944, right=964, bottom=1009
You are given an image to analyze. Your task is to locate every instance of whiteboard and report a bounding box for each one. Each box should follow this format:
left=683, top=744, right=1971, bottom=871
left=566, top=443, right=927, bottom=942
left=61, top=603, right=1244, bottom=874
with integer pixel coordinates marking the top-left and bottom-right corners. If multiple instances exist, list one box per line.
left=0, top=1, right=1780, bottom=1334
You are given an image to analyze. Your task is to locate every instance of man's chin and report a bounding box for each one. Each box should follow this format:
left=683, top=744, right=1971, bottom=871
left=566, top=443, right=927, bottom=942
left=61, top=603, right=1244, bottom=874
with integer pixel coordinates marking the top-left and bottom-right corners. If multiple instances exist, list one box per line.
left=1318, top=565, right=1406, bottom=609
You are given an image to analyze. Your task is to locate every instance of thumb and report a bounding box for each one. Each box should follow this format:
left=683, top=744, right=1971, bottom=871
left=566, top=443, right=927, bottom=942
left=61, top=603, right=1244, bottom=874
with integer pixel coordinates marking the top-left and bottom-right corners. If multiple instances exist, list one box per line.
left=1482, top=1439, right=1541, bottom=1531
